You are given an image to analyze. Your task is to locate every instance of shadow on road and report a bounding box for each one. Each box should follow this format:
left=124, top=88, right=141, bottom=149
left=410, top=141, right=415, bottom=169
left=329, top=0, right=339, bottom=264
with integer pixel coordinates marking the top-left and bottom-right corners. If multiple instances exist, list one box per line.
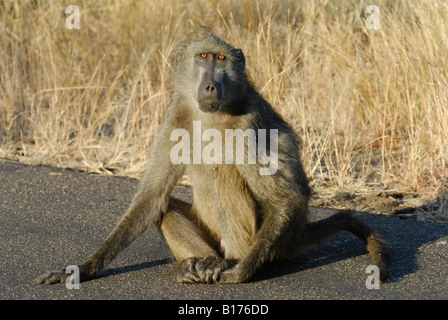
left=97, top=258, right=172, bottom=280
left=251, top=211, right=448, bottom=284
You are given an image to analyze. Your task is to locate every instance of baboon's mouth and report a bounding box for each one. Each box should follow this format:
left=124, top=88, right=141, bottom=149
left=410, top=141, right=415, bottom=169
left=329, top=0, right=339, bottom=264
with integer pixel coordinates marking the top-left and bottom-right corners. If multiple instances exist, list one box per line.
left=199, top=100, right=221, bottom=113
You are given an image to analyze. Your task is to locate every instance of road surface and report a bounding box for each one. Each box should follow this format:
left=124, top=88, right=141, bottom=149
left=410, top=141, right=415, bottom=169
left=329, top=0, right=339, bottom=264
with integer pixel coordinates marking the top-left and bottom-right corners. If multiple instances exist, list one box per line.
left=1, top=159, right=447, bottom=301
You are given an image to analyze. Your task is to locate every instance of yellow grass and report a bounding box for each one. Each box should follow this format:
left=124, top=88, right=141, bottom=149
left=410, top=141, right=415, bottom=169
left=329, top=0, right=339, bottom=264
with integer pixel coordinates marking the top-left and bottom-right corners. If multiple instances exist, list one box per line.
left=1, top=0, right=447, bottom=216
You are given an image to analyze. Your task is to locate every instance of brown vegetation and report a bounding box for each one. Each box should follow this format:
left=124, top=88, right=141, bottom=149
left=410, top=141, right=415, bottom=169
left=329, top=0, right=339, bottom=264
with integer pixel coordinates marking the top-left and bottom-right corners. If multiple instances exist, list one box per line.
left=1, top=0, right=447, bottom=219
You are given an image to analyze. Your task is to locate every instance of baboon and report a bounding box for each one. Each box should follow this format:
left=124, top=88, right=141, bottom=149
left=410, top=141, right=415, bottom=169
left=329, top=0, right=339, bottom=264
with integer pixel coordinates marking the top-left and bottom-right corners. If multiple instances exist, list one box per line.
left=36, top=27, right=389, bottom=285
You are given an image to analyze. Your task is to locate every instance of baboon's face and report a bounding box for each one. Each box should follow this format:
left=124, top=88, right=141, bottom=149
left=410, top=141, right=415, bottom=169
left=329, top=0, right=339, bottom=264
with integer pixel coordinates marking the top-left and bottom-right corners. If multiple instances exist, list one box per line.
left=172, top=35, right=247, bottom=114
left=195, top=52, right=227, bottom=113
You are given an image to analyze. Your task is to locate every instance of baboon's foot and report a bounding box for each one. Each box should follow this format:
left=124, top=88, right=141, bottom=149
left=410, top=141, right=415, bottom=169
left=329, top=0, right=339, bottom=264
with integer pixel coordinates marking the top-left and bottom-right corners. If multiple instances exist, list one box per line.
left=35, top=269, right=69, bottom=285
left=177, top=256, right=237, bottom=284
left=36, top=263, right=95, bottom=285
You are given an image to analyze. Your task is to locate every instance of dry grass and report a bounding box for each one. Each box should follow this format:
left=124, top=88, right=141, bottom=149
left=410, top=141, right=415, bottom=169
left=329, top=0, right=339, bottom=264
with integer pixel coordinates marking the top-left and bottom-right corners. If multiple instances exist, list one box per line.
left=1, top=0, right=447, bottom=217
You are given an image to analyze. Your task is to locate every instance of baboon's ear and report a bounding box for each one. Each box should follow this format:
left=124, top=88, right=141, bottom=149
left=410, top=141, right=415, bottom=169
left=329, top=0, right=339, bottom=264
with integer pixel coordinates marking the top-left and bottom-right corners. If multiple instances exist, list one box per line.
left=236, top=49, right=245, bottom=69
left=171, top=43, right=188, bottom=69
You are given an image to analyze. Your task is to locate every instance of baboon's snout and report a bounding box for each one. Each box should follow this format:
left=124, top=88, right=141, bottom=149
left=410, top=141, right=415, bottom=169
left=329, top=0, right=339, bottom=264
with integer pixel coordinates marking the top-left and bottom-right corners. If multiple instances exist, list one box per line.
left=198, top=74, right=223, bottom=113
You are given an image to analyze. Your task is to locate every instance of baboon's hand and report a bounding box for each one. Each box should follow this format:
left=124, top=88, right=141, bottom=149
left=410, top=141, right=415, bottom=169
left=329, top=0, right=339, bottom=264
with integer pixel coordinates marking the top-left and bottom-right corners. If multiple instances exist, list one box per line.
left=218, top=264, right=251, bottom=284
left=35, top=269, right=69, bottom=285
left=177, top=257, right=237, bottom=284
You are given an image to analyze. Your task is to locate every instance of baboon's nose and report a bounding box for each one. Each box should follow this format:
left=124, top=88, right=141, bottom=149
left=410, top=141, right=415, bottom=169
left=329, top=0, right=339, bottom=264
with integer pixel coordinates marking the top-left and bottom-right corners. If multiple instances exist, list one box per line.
left=203, top=82, right=222, bottom=101
left=206, top=84, right=216, bottom=92
left=198, top=83, right=222, bottom=113
left=198, top=76, right=223, bottom=113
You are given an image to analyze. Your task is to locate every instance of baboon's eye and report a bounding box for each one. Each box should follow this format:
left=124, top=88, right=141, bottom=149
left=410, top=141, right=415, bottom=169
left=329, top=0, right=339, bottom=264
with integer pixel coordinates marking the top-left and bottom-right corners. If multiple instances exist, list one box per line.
left=217, top=54, right=225, bottom=60
left=200, top=53, right=208, bottom=59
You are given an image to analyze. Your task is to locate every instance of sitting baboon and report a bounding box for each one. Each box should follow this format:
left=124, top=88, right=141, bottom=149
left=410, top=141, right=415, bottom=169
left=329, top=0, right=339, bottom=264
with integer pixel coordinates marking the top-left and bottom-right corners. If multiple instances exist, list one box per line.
left=36, top=27, right=389, bottom=285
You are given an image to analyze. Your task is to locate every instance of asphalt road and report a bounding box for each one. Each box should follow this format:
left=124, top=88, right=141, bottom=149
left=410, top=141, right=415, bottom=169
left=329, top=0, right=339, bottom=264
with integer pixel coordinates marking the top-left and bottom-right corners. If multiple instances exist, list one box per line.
left=1, top=159, right=447, bottom=301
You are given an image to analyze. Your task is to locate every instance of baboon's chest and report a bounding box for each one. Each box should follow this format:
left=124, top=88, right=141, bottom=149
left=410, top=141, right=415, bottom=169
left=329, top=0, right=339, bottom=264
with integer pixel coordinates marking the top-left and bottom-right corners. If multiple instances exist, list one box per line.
left=188, top=164, right=251, bottom=208
left=187, top=164, right=257, bottom=251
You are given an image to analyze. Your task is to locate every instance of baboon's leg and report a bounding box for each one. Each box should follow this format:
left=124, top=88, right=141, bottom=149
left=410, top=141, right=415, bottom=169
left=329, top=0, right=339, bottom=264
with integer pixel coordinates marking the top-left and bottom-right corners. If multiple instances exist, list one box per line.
left=270, top=208, right=308, bottom=262
left=160, top=198, right=231, bottom=284
left=305, top=210, right=389, bottom=281
left=161, top=198, right=218, bottom=261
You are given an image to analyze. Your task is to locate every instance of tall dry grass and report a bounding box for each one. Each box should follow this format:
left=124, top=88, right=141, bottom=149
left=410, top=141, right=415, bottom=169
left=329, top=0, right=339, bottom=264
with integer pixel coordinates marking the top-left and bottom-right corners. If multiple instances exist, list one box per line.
left=1, top=0, right=447, bottom=210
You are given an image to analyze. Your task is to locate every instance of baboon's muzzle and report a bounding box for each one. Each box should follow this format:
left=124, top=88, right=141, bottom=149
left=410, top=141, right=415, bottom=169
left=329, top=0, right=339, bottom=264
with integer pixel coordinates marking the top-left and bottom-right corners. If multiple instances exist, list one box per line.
left=198, top=74, right=223, bottom=113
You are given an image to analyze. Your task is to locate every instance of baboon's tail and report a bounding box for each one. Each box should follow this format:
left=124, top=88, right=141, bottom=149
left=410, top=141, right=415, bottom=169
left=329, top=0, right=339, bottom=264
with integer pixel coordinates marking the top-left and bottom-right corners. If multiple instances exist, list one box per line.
left=306, top=210, right=389, bottom=281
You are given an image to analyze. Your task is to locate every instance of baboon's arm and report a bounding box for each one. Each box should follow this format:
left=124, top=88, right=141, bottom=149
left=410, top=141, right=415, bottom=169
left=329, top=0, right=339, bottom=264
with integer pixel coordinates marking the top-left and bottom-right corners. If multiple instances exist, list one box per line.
left=78, top=114, right=187, bottom=278
left=85, top=110, right=187, bottom=270
left=78, top=159, right=185, bottom=279
left=36, top=110, right=185, bottom=284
